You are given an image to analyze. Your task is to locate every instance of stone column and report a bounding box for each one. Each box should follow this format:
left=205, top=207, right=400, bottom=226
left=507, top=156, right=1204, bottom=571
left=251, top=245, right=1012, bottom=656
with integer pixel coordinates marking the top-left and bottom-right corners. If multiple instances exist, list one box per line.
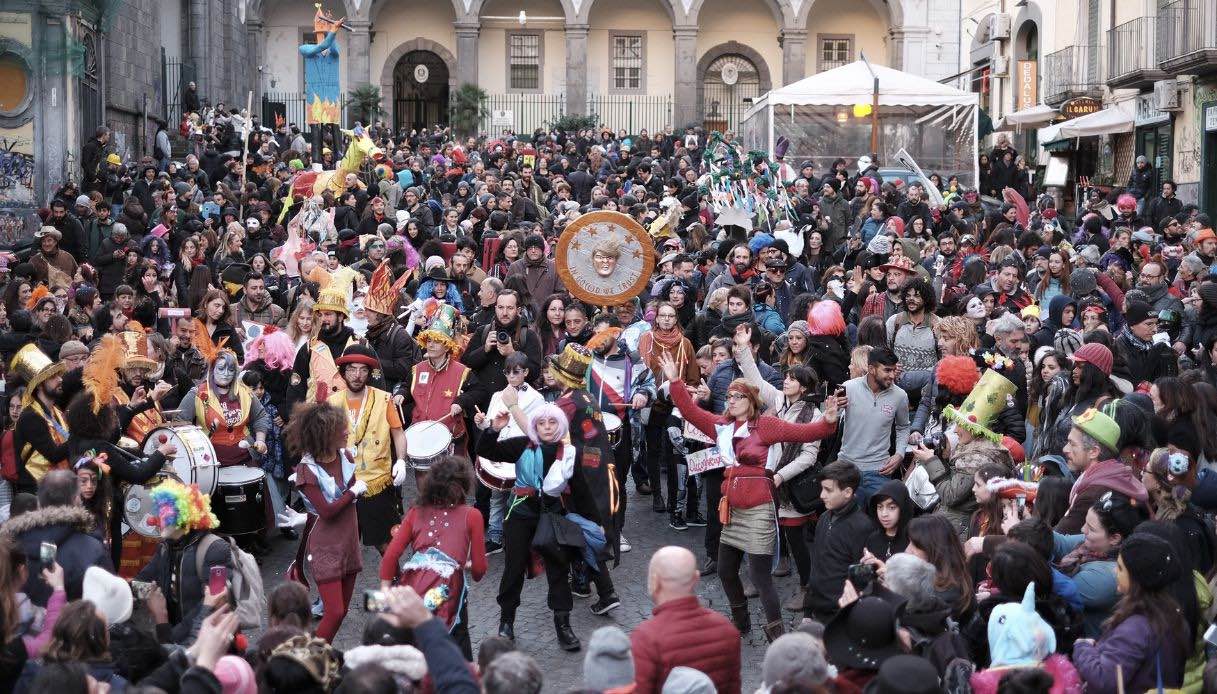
left=188, top=0, right=210, bottom=96
left=673, top=25, right=699, bottom=128
left=454, top=22, right=480, bottom=87
left=780, top=29, right=807, bottom=85
left=346, top=20, right=372, bottom=90
left=565, top=24, right=589, bottom=116
left=247, top=20, right=264, bottom=104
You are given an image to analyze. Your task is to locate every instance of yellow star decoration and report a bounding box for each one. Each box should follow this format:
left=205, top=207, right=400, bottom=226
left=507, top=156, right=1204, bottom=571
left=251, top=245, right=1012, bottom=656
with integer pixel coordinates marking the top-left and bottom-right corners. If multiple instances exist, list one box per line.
left=443, top=389, right=454, bottom=397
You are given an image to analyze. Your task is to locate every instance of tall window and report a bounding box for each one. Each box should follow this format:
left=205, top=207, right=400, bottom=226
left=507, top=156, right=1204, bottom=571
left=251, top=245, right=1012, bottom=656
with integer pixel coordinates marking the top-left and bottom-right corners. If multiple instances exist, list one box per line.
left=611, top=34, right=644, bottom=92
left=508, top=33, right=541, bottom=91
left=817, top=35, right=853, bottom=72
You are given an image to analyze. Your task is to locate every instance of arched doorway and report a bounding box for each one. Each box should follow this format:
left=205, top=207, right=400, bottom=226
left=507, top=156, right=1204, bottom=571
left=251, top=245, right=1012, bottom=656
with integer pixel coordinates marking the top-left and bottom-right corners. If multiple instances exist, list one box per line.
left=393, top=50, right=449, bottom=133
left=702, top=53, right=761, bottom=133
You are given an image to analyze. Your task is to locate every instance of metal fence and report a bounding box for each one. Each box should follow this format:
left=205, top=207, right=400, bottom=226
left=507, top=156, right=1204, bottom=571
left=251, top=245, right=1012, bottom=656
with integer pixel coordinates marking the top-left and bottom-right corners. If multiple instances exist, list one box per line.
left=261, top=91, right=352, bottom=133
left=1042, top=45, right=1103, bottom=104
left=471, top=93, right=567, bottom=135
left=161, top=52, right=196, bottom=126
left=587, top=94, right=674, bottom=135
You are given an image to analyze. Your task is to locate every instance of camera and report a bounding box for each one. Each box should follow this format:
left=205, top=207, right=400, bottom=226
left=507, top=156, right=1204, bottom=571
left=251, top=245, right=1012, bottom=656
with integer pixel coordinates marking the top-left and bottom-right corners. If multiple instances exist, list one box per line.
left=847, top=563, right=876, bottom=591
left=496, top=330, right=511, bottom=345
left=364, top=589, right=390, bottom=613
left=922, top=432, right=944, bottom=450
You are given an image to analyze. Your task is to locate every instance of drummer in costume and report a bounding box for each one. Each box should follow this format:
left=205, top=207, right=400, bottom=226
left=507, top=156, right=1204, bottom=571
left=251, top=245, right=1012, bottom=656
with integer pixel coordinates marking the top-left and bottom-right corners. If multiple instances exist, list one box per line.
left=112, top=328, right=172, bottom=443
left=363, top=260, right=418, bottom=394
left=10, top=344, right=69, bottom=494
left=63, top=334, right=176, bottom=568
left=178, top=324, right=272, bottom=470
left=473, top=351, right=545, bottom=553
left=286, top=285, right=356, bottom=414
left=396, top=304, right=485, bottom=461
left=327, top=344, right=408, bottom=554
left=585, top=316, right=656, bottom=539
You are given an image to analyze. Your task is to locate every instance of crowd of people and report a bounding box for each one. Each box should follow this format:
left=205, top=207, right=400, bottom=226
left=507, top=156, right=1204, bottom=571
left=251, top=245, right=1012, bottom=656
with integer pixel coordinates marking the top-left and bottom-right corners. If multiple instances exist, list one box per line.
left=1, top=104, right=1217, bottom=694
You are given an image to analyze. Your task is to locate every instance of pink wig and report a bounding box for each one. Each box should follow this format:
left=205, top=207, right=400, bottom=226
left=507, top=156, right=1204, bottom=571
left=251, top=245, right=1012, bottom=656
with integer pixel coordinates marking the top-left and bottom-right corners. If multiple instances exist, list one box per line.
left=244, top=328, right=296, bottom=371
left=527, top=403, right=569, bottom=445
left=1116, top=194, right=1137, bottom=212
left=807, top=300, right=846, bottom=336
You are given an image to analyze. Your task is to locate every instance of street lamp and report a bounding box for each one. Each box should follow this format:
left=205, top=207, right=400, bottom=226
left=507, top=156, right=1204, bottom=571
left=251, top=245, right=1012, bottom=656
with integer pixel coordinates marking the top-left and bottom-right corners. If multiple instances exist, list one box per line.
left=860, top=51, right=879, bottom=155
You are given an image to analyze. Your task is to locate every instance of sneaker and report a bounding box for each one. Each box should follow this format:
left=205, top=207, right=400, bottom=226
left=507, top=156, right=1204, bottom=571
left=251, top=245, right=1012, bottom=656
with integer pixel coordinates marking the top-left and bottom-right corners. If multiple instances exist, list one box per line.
left=701, top=558, right=717, bottom=575
left=312, top=597, right=324, bottom=619
left=686, top=513, right=707, bottom=527
left=485, top=540, right=504, bottom=555
left=619, top=534, right=632, bottom=553
left=590, top=594, right=622, bottom=615
left=570, top=578, right=592, bottom=598
left=669, top=514, right=688, bottom=531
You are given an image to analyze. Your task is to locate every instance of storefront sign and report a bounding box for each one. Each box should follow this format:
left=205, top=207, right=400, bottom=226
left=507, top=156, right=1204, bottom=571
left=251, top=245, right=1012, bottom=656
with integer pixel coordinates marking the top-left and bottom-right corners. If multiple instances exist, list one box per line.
left=1135, top=93, right=1170, bottom=127
left=1060, top=97, right=1102, bottom=120
left=1017, top=61, right=1038, bottom=111
left=1206, top=105, right=1217, bottom=132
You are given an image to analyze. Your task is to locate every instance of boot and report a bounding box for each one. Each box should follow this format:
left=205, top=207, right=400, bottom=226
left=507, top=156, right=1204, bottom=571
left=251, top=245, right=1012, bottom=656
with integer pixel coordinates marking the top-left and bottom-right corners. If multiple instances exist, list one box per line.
left=763, top=619, right=785, bottom=643
left=497, top=619, right=515, bottom=640
left=729, top=602, right=751, bottom=635
left=554, top=611, right=581, bottom=651
left=783, top=587, right=807, bottom=612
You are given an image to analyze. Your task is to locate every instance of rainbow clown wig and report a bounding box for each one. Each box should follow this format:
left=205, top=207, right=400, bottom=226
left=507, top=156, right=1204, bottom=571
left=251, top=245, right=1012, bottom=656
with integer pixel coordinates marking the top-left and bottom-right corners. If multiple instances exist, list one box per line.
left=148, top=479, right=220, bottom=533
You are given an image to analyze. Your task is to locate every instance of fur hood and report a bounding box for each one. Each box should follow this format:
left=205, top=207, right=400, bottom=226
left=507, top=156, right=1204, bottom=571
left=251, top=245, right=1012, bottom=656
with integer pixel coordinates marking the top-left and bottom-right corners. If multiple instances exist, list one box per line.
left=341, top=644, right=427, bottom=681
left=0, top=505, right=96, bottom=538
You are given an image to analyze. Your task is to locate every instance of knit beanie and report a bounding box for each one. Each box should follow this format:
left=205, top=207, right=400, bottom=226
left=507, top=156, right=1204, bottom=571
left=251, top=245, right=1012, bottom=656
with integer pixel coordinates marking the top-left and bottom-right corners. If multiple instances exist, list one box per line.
left=214, top=655, right=257, bottom=694
left=1069, top=268, right=1097, bottom=297
left=662, top=667, right=717, bottom=694
left=82, top=567, right=132, bottom=626
left=1119, top=533, right=1181, bottom=591
left=762, top=632, right=831, bottom=687
left=583, top=626, right=634, bottom=690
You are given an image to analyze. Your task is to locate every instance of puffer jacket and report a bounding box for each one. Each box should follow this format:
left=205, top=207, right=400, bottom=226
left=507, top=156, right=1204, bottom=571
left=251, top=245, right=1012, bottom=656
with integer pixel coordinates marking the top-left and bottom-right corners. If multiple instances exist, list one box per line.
left=921, top=438, right=1014, bottom=539
left=630, top=595, right=741, bottom=694
left=1, top=505, right=110, bottom=607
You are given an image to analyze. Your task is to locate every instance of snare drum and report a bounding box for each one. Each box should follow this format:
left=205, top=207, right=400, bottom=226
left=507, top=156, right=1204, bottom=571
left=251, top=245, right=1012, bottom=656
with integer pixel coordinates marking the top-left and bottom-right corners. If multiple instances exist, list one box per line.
left=476, top=458, right=517, bottom=491
left=214, top=467, right=267, bottom=536
left=603, top=412, right=623, bottom=447
left=123, top=472, right=182, bottom=538
left=405, top=421, right=454, bottom=471
left=143, top=424, right=219, bottom=495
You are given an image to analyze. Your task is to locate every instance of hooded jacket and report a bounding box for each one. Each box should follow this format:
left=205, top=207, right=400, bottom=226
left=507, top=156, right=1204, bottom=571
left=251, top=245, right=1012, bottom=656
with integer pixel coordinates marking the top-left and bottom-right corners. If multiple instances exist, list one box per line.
left=1055, top=458, right=1149, bottom=535
left=863, top=479, right=912, bottom=561
left=1033, top=294, right=1076, bottom=351
left=1, top=505, right=111, bottom=607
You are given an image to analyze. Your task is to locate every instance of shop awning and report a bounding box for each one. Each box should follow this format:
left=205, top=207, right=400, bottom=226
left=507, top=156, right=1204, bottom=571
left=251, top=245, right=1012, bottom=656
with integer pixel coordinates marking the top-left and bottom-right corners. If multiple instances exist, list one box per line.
left=1040, top=138, right=1074, bottom=152
left=995, top=104, right=1059, bottom=131
left=1056, top=103, right=1135, bottom=137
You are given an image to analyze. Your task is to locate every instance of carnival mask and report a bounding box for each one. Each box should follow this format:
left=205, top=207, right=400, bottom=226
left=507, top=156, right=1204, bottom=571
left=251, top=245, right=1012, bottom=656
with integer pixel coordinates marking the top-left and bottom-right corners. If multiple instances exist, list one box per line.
left=213, top=353, right=238, bottom=388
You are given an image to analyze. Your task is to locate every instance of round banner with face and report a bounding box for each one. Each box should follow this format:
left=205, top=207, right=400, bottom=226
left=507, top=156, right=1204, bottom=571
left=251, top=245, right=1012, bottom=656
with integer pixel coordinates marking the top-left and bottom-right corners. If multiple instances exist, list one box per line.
left=556, top=211, right=655, bottom=307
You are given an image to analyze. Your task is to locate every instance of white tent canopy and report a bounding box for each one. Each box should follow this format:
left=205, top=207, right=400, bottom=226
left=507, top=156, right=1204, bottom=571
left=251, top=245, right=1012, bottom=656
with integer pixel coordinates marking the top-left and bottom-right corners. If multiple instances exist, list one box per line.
left=995, top=104, right=1058, bottom=131
left=744, top=60, right=978, bottom=118
left=1055, top=102, right=1135, bottom=138
left=740, top=60, right=979, bottom=186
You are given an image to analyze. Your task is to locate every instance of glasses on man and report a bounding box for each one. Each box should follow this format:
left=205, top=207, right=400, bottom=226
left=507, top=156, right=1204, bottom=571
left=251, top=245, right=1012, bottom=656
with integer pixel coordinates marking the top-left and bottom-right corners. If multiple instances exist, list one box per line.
left=1139, top=271, right=1161, bottom=281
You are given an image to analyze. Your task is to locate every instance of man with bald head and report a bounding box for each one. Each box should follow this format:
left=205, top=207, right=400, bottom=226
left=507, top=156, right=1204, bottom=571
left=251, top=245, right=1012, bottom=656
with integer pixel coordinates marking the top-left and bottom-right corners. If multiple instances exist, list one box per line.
left=630, top=546, right=742, bottom=694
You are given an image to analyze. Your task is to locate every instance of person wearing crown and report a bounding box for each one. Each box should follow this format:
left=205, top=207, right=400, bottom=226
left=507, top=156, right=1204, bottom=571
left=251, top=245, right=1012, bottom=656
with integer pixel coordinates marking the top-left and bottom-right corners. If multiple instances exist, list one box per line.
left=286, top=285, right=356, bottom=413
left=327, top=344, right=408, bottom=554
left=10, top=343, right=68, bottom=495
left=363, top=260, right=418, bottom=394
left=111, top=327, right=173, bottom=443
left=909, top=365, right=1017, bottom=539
left=396, top=304, right=485, bottom=461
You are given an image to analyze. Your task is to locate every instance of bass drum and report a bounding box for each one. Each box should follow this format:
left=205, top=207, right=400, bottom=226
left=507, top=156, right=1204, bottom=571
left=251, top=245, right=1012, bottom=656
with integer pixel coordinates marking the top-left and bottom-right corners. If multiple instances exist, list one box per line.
left=123, top=472, right=182, bottom=538
left=214, top=466, right=267, bottom=536
left=142, top=424, right=219, bottom=495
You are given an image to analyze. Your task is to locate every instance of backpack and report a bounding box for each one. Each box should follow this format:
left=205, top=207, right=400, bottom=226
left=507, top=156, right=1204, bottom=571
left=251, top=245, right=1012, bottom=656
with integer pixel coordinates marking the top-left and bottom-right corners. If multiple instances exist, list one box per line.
left=195, top=533, right=266, bottom=629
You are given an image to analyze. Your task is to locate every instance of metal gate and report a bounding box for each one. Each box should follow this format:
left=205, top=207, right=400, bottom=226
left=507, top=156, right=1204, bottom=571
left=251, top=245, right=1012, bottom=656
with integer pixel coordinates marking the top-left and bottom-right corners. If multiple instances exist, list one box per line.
left=702, top=54, right=760, bottom=133
left=78, top=27, right=102, bottom=169
left=393, top=50, right=450, bottom=133
left=162, top=50, right=197, bottom=126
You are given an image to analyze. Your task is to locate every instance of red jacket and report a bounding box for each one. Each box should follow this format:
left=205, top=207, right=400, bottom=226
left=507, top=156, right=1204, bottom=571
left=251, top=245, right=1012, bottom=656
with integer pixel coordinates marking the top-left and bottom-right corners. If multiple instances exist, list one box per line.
left=630, top=595, right=741, bottom=694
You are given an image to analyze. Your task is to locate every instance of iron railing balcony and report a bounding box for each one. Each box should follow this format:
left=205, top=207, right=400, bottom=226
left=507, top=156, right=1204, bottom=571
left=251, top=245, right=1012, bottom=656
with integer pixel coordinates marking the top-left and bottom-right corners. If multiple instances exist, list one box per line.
left=1042, top=45, right=1104, bottom=105
left=1158, top=0, right=1217, bottom=75
left=1108, top=17, right=1167, bottom=88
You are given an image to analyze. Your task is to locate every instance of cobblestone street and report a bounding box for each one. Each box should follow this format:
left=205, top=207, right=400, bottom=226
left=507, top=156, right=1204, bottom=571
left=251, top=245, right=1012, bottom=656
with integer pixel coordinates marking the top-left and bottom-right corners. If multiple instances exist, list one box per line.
left=259, top=482, right=802, bottom=691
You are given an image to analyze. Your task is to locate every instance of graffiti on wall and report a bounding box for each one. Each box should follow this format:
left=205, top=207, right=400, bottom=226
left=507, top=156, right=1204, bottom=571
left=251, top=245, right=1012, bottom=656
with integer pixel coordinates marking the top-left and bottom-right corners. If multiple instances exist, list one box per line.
left=0, top=134, right=34, bottom=207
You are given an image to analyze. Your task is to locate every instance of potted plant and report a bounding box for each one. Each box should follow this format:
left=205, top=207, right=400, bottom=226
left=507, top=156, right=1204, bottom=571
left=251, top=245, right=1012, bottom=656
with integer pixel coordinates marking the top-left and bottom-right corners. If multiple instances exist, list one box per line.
left=450, top=83, right=489, bottom=137
left=347, top=84, right=383, bottom=127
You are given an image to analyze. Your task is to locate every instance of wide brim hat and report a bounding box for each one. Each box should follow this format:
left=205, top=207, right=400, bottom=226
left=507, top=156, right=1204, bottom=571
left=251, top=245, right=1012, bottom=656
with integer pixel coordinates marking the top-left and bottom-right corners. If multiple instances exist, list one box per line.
left=416, top=303, right=460, bottom=353
left=313, top=285, right=349, bottom=316
left=9, top=344, right=65, bottom=407
left=876, top=255, right=916, bottom=275
left=942, top=368, right=1016, bottom=443
left=335, top=344, right=381, bottom=370
left=220, top=263, right=251, bottom=299
left=548, top=343, right=593, bottom=390
left=823, top=596, right=903, bottom=671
